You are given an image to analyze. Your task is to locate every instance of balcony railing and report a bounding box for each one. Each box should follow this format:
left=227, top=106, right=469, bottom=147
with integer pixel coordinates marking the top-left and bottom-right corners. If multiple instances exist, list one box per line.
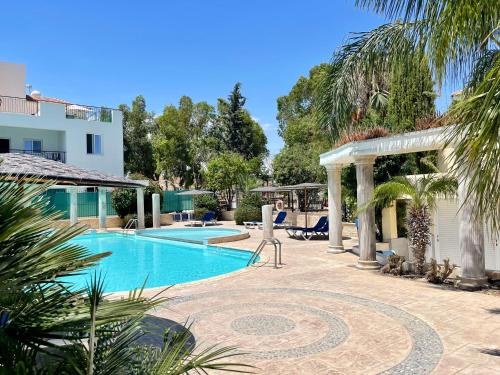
left=65, top=104, right=112, bottom=123
left=0, top=95, right=38, bottom=115
left=7, top=149, right=66, bottom=163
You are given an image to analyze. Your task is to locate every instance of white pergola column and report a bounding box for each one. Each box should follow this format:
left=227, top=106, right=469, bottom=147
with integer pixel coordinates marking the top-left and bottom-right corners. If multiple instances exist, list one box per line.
left=152, top=193, right=160, bottom=228
left=355, top=156, right=380, bottom=270
left=69, top=187, right=78, bottom=225
left=98, top=187, right=107, bottom=230
left=326, top=164, right=345, bottom=253
left=457, top=172, right=488, bottom=290
left=381, top=201, right=398, bottom=241
left=136, top=187, right=145, bottom=229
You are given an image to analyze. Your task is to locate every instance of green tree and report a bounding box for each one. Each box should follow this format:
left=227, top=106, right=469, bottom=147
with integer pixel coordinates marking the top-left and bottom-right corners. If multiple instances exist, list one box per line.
left=387, top=53, right=436, bottom=132
left=363, top=175, right=457, bottom=275
left=272, top=145, right=326, bottom=186
left=120, top=96, right=156, bottom=179
left=205, top=152, right=250, bottom=210
left=153, top=96, right=215, bottom=188
left=210, top=84, right=268, bottom=160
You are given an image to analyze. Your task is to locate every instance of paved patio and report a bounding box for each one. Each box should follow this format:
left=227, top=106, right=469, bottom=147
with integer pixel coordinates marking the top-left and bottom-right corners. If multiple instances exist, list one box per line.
left=144, top=222, right=500, bottom=374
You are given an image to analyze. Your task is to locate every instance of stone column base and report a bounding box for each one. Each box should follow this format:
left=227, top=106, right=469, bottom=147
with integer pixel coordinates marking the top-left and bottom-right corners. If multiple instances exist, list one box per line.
left=456, top=276, right=489, bottom=291
left=356, top=259, right=381, bottom=270
left=327, top=245, right=345, bottom=254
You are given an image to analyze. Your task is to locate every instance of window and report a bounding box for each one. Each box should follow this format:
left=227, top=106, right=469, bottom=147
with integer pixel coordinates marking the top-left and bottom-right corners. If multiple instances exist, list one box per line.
left=86, top=134, right=102, bottom=154
left=24, top=139, right=42, bottom=153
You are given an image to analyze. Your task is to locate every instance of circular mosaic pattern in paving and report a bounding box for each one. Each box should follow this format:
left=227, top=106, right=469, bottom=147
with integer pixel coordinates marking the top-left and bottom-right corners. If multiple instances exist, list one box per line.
left=231, top=314, right=296, bottom=336
left=165, top=288, right=443, bottom=374
left=191, top=302, right=349, bottom=360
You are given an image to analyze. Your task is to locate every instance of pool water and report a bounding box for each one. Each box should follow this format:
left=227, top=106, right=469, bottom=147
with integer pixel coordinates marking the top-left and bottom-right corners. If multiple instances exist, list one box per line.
left=66, top=233, right=253, bottom=292
left=137, top=228, right=244, bottom=244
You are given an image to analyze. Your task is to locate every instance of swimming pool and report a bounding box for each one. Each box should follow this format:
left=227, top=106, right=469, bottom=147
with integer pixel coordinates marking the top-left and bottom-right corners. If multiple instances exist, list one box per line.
left=66, top=232, right=254, bottom=292
left=136, top=227, right=249, bottom=244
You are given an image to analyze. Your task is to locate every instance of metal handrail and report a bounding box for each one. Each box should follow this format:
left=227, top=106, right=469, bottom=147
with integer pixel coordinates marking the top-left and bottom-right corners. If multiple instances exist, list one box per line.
left=247, top=238, right=282, bottom=268
left=122, top=218, right=138, bottom=234
left=8, top=149, right=66, bottom=163
left=0, top=95, right=38, bottom=115
left=65, top=103, right=113, bottom=122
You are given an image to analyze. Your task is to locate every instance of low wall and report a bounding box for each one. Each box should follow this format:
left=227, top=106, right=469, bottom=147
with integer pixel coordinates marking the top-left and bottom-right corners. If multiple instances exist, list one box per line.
left=57, top=213, right=173, bottom=229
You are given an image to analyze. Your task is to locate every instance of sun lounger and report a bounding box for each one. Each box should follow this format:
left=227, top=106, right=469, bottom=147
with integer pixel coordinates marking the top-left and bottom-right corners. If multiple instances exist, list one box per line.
left=190, top=211, right=217, bottom=226
left=286, top=216, right=328, bottom=239
left=255, top=211, right=289, bottom=229
left=301, top=220, right=329, bottom=240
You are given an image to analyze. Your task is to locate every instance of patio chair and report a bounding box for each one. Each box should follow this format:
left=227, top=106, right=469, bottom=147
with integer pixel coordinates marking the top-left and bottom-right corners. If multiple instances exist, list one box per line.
left=255, top=211, right=289, bottom=229
left=285, top=216, right=328, bottom=239
left=301, top=220, right=329, bottom=240
left=190, top=211, right=217, bottom=227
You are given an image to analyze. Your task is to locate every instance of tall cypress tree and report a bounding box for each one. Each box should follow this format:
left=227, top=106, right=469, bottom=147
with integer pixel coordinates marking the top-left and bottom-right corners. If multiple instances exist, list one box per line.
left=387, top=54, right=436, bottom=132
left=220, top=83, right=258, bottom=159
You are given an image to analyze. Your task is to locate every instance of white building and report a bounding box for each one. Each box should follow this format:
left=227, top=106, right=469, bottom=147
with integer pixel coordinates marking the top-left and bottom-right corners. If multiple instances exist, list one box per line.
left=0, top=62, right=124, bottom=176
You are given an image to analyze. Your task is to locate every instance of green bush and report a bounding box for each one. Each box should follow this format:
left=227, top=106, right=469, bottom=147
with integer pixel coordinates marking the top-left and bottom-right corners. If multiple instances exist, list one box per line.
left=234, top=193, right=263, bottom=225
left=111, top=180, right=163, bottom=218
left=234, top=205, right=262, bottom=225
left=194, top=194, right=220, bottom=218
left=112, top=189, right=137, bottom=218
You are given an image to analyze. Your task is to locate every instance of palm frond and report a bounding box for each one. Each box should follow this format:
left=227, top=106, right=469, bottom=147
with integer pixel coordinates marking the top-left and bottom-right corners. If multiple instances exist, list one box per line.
left=317, top=22, right=420, bottom=138
left=447, top=55, right=500, bottom=232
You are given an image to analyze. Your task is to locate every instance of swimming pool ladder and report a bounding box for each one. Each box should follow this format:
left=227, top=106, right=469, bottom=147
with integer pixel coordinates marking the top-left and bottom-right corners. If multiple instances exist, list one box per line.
left=122, top=218, right=138, bottom=235
left=247, top=238, right=282, bottom=269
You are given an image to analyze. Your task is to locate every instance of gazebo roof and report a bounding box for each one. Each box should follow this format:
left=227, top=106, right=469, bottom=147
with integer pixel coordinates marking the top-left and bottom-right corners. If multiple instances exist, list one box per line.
left=0, top=153, right=145, bottom=188
left=320, top=126, right=448, bottom=166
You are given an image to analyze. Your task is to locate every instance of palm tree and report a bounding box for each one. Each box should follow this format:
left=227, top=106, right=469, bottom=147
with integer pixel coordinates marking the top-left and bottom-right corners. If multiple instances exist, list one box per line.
left=363, top=175, right=457, bottom=275
left=318, top=0, right=499, bottom=232
left=0, top=175, right=252, bottom=374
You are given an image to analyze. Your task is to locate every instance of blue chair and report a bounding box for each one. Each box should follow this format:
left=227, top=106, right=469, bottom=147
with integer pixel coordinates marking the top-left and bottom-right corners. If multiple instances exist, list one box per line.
left=301, top=219, right=329, bottom=240
left=273, top=211, right=287, bottom=228
left=190, top=211, right=217, bottom=226
left=286, top=216, right=328, bottom=239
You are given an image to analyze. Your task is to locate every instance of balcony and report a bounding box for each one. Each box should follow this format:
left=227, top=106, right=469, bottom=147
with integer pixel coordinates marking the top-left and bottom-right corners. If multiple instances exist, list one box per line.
left=6, top=149, right=66, bottom=163
left=0, top=95, right=38, bottom=115
left=65, top=104, right=112, bottom=123
left=0, top=95, right=114, bottom=123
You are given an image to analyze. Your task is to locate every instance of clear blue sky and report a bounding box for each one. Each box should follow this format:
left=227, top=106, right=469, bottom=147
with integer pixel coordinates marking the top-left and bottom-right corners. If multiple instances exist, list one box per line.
left=0, top=0, right=455, bottom=155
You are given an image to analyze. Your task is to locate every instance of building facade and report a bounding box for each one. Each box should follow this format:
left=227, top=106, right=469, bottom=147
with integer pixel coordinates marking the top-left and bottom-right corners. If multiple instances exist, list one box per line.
left=0, top=62, right=124, bottom=176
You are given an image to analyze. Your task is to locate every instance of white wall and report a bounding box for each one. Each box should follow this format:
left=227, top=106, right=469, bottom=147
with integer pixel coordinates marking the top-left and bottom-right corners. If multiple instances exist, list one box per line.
left=432, top=198, right=499, bottom=271
left=0, top=102, right=124, bottom=176
left=0, top=125, right=64, bottom=151
left=0, top=62, right=25, bottom=98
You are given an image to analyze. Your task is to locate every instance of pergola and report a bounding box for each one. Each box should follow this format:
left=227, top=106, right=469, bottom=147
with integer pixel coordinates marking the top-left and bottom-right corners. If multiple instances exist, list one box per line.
left=320, top=126, right=487, bottom=290
left=0, top=153, right=147, bottom=229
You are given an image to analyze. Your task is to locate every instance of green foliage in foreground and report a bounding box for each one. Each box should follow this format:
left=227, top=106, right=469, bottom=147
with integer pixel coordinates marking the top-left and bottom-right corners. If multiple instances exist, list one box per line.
left=0, top=175, right=252, bottom=374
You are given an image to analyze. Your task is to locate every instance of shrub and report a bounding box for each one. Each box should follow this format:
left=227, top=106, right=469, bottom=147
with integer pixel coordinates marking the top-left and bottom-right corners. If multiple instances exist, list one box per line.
left=112, top=188, right=136, bottom=218
left=194, top=194, right=220, bottom=218
left=145, top=213, right=153, bottom=228
left=111, top=180, right=163, bottom=218
left=234, top=193, right=264, bottom=225
left=234, top=205, right=262, bottom=225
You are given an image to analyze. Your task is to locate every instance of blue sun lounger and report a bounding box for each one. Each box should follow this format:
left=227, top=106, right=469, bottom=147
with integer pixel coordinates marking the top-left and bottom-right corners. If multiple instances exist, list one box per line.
left=285, top=216, right=328, bottom=239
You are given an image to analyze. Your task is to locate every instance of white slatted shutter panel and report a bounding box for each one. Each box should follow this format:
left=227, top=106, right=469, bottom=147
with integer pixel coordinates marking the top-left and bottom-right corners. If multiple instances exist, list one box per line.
left=435, top=199, right=461, bottom=267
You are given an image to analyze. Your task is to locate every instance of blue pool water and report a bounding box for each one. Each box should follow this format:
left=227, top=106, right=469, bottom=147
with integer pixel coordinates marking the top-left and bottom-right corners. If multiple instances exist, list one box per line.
left=66, top=233, right=253, bottom=292
left=137, top=228, right=242, bottom=243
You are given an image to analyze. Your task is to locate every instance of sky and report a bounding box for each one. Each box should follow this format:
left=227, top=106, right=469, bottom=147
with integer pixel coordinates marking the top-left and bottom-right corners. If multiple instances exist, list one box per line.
left=0, top=0, right=457, bottom=156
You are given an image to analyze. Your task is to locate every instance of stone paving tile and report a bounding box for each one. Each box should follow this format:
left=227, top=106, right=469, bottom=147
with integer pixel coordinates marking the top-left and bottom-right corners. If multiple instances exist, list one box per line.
left=139, top=222, right=500, bottom=374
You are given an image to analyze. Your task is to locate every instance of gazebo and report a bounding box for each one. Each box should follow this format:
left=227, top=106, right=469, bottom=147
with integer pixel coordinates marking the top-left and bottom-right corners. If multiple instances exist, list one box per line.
left=320, top=126, right=492, bottom=290
left=0, top=153, right=147, bottom=229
